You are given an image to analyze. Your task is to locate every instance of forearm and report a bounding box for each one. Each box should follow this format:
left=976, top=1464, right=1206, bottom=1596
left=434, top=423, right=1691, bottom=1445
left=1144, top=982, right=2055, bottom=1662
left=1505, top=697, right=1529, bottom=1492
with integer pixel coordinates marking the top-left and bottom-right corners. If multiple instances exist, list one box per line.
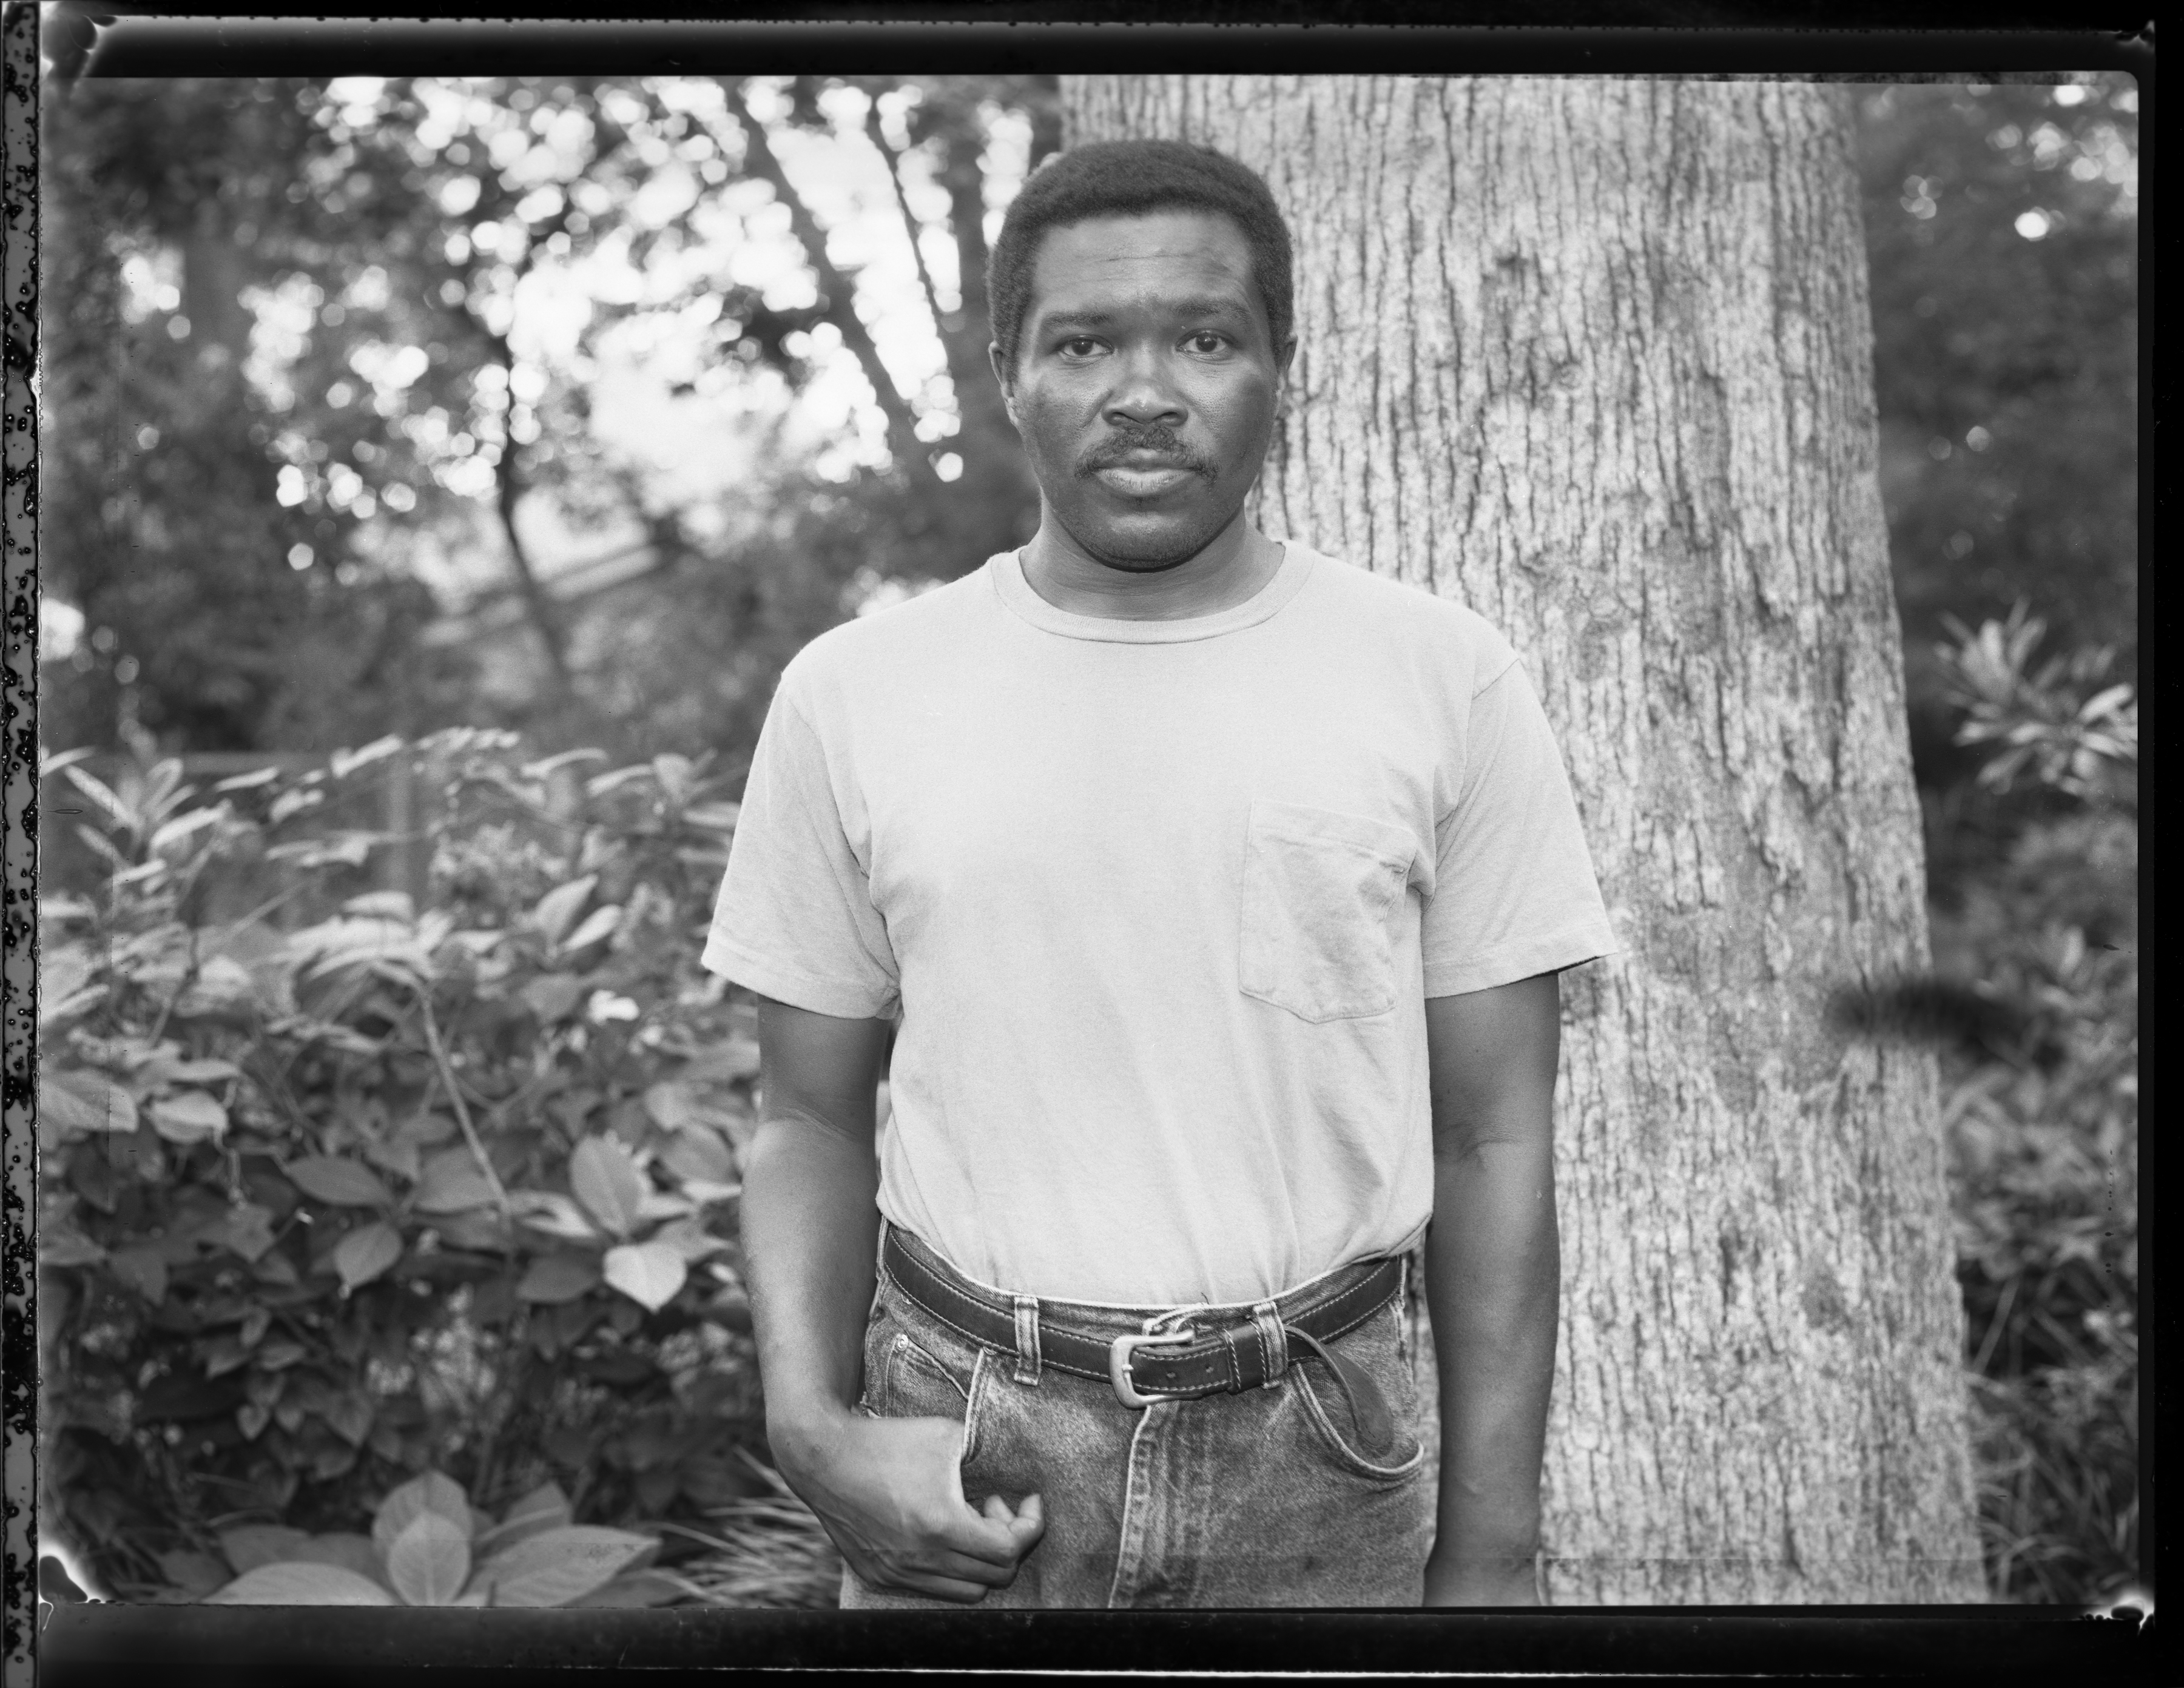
left=1424, top=1133, right=1559, bottom=1576
left=742, top=1108, right=882, bottom=1462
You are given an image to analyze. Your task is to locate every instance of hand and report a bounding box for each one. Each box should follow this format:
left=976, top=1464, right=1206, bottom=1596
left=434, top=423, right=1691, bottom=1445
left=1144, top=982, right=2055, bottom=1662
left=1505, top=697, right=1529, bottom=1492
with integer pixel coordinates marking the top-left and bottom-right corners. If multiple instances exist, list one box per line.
left=1423, top=1549, right=1542, bottom=1607
left=775, top=1409, right=1045, bottom=1603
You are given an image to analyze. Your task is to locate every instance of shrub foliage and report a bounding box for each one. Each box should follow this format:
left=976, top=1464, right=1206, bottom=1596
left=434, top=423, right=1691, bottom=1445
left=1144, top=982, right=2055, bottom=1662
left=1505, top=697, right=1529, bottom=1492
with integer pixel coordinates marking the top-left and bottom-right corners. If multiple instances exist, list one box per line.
left=37, top=731, right=775, bottom=1599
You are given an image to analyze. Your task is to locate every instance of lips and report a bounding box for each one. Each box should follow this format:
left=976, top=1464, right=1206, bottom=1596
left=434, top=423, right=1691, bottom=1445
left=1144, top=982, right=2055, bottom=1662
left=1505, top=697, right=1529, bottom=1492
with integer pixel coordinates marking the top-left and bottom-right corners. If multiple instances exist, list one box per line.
left=1091, top=463, right=1196, bottom=497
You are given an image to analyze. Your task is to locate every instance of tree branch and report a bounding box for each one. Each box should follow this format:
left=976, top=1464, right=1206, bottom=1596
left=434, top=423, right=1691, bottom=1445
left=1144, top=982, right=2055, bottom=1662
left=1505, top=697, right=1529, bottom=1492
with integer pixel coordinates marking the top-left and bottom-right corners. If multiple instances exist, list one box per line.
left=865, top=103, right=948, bottom=352
left=729, top=84, right=934, bottom=491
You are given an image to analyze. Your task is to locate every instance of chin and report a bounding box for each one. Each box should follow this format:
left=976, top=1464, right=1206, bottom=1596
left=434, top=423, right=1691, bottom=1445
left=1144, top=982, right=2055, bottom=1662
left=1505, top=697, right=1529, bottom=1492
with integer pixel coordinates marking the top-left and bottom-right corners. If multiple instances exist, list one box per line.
left=1070, top=508, right=1236, bottom=571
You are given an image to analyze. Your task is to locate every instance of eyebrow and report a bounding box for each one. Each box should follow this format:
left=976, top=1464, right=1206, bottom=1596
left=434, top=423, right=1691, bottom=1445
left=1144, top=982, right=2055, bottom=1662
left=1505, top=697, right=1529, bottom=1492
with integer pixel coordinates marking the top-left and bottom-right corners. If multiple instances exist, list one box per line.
left=1034, top=295, right=1253, bottom=333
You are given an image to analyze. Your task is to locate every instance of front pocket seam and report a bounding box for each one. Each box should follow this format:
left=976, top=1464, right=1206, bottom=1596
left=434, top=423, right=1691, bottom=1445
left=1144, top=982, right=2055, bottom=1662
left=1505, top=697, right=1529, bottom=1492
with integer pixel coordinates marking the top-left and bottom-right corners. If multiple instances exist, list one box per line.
left=1293, top=1359, right=1427, bottom=1483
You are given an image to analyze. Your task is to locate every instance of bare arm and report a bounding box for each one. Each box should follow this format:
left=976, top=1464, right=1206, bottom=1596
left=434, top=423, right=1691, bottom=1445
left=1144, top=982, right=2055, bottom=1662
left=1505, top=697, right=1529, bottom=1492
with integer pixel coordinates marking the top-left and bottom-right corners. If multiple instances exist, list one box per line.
left=1420, top=971, right=1563, bottom=1607
left=743, top=997, right=1042, bottom=1601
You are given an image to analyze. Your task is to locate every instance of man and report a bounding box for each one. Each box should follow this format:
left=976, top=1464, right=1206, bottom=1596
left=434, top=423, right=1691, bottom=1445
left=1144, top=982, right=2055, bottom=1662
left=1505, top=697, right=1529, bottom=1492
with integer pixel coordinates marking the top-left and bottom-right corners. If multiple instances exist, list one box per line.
left=705, top=138, right=1617, bottom=1608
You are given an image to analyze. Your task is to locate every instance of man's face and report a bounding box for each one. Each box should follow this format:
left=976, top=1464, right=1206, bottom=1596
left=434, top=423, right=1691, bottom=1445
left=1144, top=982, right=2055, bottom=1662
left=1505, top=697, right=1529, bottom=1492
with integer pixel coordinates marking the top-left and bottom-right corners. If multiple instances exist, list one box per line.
left=994, top=209, right=1292, bottom=571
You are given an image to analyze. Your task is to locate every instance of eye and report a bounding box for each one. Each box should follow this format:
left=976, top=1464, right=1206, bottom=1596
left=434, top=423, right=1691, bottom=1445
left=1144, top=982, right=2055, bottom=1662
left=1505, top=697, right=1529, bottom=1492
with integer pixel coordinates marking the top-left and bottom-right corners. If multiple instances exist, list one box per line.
left=1187, top=331, right=1228, bottom=354
left=1059, top=336, right=1102, bottom=358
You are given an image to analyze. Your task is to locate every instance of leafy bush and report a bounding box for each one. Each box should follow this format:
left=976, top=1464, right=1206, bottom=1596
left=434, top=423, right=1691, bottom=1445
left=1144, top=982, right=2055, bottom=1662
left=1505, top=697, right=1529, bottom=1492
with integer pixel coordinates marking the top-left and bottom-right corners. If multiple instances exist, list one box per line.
left=202, top=1470, right=667, bottom=1608
left=1929, top=611, right=2138, bottom=1604
left=36, top=730, right=788, bottom=1601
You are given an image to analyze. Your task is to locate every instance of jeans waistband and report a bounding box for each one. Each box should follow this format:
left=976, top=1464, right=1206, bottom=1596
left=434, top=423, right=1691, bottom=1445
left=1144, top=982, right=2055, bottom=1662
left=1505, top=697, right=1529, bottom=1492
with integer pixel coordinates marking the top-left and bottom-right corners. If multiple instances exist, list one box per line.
left=878, top=1220, right=1404, bottom=1436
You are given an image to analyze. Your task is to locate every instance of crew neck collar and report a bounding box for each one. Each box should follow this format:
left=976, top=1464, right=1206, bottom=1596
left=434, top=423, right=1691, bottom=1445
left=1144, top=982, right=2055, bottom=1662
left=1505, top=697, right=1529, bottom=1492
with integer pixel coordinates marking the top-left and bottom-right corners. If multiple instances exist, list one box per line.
left=988, top=540, right=1316, bottom=644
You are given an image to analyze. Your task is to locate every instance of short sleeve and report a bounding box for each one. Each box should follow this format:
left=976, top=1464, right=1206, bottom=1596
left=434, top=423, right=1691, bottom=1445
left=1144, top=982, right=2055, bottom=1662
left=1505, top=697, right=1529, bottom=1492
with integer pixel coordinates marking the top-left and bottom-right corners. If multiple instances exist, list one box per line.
left=701, top=686, right=900, bottom=1020
left=1421, top=659, right=1619, bottom=998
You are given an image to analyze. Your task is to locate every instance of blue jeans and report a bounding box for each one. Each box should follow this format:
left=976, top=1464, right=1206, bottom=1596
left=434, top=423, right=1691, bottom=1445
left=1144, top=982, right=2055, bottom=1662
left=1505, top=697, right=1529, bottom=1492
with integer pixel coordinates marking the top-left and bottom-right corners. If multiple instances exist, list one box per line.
left=841, top=1234, right=1438, bottom=1608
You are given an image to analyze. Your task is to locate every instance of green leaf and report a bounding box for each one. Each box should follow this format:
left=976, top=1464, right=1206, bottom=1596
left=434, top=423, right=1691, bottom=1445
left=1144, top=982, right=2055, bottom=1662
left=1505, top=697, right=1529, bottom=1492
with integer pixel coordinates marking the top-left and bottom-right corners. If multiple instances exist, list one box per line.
left=516, top=1253, right=601, bottom=1304
left=530, top=875, right=598, bottom=946
left=149, top=1089, right=229, bottom=1145
left=218, top=1524, right=312, bottom=1575
left=284, top=1155, right=393, bottom=1208
left=386, top=1512, right=471, bottom=1607
left=334, top=1221, right=403, bottom=1293
left=467, top=1526, right=655, bottom=1609
left=602, top=1241, right=687, bottom=1313
left=559, top=903, right=622, bottom=954
left=205, top=1562, right=397, bottom=1606
left=568, top=1135, right=645, bottom=1239
left=373, top=1471, right=473, bottom=1564
left=40, top=1070, right=139, bottom=1138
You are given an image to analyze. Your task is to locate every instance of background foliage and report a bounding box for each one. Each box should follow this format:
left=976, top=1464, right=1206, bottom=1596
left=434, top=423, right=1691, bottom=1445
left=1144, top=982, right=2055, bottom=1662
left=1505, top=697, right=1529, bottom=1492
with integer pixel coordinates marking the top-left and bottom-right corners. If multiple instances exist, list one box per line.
left=36, top=69, right=2138, bottom=1606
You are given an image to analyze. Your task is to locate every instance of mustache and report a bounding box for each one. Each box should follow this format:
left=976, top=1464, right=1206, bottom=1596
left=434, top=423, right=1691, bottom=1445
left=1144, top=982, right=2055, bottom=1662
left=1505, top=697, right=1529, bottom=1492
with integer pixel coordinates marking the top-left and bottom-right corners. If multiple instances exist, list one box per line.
left=1076, top=425, right=1215, bottom=479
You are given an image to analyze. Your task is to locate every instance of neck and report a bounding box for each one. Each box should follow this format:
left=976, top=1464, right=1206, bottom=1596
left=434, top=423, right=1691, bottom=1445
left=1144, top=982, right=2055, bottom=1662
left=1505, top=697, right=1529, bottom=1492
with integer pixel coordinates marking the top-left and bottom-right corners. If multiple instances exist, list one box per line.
left=1018, top=508, right=1284, bottom=622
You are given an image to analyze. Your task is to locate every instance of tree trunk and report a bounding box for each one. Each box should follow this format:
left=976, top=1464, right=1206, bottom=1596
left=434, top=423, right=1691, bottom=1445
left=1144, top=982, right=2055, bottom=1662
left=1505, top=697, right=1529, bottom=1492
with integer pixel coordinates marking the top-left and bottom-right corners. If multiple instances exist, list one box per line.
left=1065, top=75, right=1984, bottom=1605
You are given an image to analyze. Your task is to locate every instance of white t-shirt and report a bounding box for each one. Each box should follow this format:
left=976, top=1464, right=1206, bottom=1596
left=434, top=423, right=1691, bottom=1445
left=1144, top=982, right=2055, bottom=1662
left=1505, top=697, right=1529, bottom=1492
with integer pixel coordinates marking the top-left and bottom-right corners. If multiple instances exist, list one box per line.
left=703, top=540, right=1617, bottom=1304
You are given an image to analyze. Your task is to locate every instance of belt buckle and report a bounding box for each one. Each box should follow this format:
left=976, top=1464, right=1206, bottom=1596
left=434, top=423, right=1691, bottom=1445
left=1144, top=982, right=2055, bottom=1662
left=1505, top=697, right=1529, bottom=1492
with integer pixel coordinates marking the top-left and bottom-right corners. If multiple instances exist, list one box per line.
left=1109, top=1328, right=1197, bottom=1410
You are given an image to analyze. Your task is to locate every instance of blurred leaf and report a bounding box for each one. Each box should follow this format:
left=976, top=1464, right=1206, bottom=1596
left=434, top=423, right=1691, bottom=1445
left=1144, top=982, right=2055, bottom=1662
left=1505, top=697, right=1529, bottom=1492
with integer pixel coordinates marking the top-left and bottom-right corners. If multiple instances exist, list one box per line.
left=40, top=1070, right=138, bottom=1138
left=329, top=736, right=405, bottom=781
left=510, top=1189, right=602, bottom=1245
left=516, top=1253, right=601, bottom=1304
left=659, top=1126, right=736, bottom=1187
left=413, top=1157, right=497, bottom=1215
left=560, top=904, right=622, bottom=954
left=286, top=1534, right=386, bottom=1588
left=158, top=1550, right=231, bottom=1599
left=284, top=1156, right=393, bottom=1209
left=386, top=1511, right=471, bottom=1607
left=530, top=875, right=598, bottom=946
left=476, top=1481, right=574, bottom=1559
left=206, top=1562, right=396, bottom=1606
left=372, top=1471, right=473, bottom=1562
left=218, top=1524, right=312, bottom=1575
left=149, top=1089, right=229, bottom=1145
left=109, top=1245, right=168, bottom=1304
left=522, top=972, right=586, bottom=1023
left=602, top=1241, right=686, bottom=1312
left=568, top=1135, right=645, bottom=1239
left=467, top=1526, right=653, bottom=1608
left=209, top=1203, right=277, bottom=1263
left=334, top=1221, right=403, bottom=1293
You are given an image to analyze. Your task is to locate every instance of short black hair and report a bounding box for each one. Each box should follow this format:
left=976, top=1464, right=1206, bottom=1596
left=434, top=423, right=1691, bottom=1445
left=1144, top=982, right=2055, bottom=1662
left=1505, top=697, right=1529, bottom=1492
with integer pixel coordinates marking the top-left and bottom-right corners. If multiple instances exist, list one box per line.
left=986, top=138, right=1295, bottom=375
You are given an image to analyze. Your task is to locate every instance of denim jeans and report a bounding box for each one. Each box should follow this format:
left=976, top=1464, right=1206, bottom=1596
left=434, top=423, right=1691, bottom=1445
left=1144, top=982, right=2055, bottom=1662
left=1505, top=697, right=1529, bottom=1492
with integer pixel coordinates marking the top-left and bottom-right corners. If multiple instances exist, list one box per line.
left=840, top=1236, right=1438, bottom=1608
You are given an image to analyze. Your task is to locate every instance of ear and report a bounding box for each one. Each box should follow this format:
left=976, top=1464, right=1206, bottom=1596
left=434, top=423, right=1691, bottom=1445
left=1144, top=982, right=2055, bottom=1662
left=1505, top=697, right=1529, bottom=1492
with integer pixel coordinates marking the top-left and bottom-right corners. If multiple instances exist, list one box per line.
left=988, top=341, right=1022, bottom=430
left=1273, top=335, right=1298, bottom=414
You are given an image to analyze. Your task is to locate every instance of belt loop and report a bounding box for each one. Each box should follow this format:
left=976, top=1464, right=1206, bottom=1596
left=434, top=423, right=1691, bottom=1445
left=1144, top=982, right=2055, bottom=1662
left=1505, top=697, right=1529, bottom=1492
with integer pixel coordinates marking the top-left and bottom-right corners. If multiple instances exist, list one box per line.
left=1250, top=1299, right=1288, bottom=1383
left=1013, top=1294, right=1042, bottom=1385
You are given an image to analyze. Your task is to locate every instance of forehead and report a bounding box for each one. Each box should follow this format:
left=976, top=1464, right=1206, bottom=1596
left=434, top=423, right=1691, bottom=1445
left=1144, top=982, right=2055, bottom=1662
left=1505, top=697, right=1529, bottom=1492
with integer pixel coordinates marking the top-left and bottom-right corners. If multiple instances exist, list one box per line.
left=1025, top=209, right=1260, bottom=322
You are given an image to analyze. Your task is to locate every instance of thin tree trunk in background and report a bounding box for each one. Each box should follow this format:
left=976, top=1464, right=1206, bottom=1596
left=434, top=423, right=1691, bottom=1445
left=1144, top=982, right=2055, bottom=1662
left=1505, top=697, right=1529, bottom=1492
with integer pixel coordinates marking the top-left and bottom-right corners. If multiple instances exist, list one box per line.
left=1067, top=75, right=1984, bottom=1605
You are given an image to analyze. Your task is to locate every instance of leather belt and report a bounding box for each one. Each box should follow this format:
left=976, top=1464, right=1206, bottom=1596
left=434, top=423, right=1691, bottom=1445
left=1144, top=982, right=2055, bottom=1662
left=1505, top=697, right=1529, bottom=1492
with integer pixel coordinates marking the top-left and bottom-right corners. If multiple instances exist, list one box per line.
left=879, top=1225, right=1406, bottom=1455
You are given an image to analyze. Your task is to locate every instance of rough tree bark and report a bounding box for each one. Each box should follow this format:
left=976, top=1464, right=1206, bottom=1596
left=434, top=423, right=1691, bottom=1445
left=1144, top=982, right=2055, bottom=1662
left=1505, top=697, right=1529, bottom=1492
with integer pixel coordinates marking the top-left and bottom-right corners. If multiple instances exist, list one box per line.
left=1066, top=76, right=1985, bottom=1604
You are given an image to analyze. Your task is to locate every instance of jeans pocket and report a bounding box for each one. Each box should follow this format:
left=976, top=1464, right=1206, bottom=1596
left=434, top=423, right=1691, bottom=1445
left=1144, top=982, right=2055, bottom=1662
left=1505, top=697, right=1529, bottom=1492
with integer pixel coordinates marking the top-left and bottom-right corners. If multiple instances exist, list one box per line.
left=1238, top=801, right=1414, bottom=1023
left=1290, top=1307, right=1428, bottom=1484
left=868, top=1291, right=989, bottom=1465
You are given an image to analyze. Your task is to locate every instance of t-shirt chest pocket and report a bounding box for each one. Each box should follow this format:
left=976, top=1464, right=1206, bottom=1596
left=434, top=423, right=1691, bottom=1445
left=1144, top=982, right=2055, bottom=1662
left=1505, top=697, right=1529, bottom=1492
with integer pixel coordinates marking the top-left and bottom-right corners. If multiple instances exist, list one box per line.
left=1237, top=801, right=1417, bottom=1023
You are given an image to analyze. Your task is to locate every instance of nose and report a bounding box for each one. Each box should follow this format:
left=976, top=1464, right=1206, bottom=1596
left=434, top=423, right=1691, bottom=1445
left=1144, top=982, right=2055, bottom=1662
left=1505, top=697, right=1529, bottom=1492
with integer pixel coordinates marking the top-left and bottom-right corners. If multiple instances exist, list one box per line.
left=1104, top=343, right=1187, bottom=429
